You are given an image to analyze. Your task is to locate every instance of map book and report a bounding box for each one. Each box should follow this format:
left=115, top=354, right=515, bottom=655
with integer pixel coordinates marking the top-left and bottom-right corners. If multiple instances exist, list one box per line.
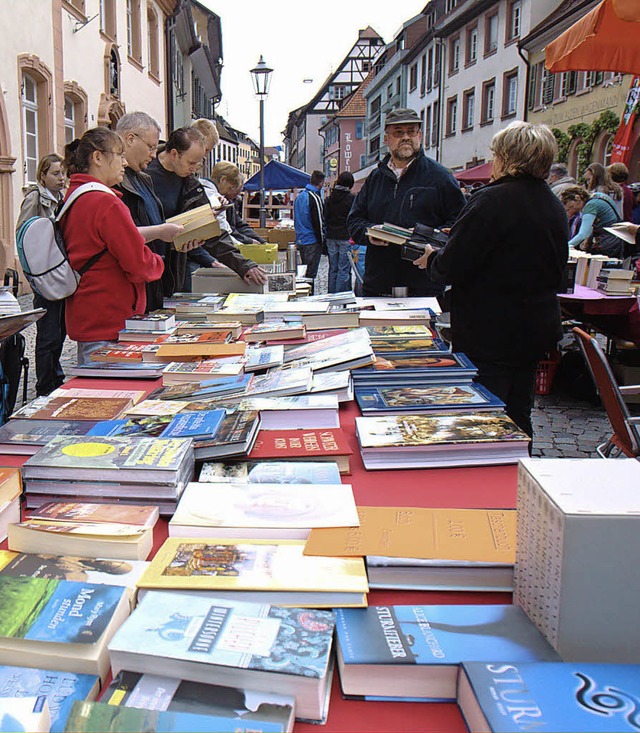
left=137, top=538, right=368, bottom=607
left=23, top=435, right=193, bottom=483
left=355, top=413, right=530, bottom=469
left=125, top=313, right=176, bottom=331
left=159, top=409, right=225, bottom=440
left=335, top=605, right=560, bottom=702
left=0, top=576, right=131, bottom=679
left=108, top=591, right=334, bottom=722
left=198, top=460, right=342, bottom=484
left=355, top=383, right=504, bottom=414
left=12, top=395, right=133, bottom=421
left=168, top=481, right=358, bottom=540
left=458, top=661, right=640, bottom=733
left=103, top=670, right=294, bottom=732
left=191, top=410, right=260, bottom=460
left=0, top=696, right=49, bottom=732
left=0, top=665, right=99, bottom=733
left=248, top=428, right=353, bottom=474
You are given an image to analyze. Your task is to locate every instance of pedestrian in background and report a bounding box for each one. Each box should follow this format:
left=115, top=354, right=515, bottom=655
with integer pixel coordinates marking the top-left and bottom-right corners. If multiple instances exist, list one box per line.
left=294, top=170, right=325, bottom=282
left=16, top=153, right=66, bottom=395
left=324, top=171, right=355, bottom=293
left=608, top=162, right=634, bottom=222
left=584, top=162, right=623, bottom=218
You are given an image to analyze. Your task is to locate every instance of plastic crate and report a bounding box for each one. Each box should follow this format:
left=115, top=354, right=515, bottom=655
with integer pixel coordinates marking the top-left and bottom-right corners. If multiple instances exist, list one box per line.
left=535, top=353, right=561, bottom=396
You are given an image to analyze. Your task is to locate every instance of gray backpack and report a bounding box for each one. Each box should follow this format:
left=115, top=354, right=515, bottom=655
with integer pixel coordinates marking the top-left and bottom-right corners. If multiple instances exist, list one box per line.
left=16, top=182, right=115, bottom=301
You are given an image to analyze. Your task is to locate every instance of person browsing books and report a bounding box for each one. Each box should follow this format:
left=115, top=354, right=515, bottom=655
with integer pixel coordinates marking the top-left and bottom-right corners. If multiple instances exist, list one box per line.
left=560, top=186, right=622, bottom=257
left=348, top=108, right=465, bottom=297
left=60, top=128, right=165, bottom=365
left=413, top=121, right=569, bottom=438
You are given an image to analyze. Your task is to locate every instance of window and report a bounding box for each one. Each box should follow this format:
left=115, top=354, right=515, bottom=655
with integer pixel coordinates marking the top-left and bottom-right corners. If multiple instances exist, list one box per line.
left=542, top=70, right=556, bottom=105
left=485, top=13, right=498, bottom=55
left=466, top=26, right=478, bottom=65
left=147, top=6, right=160, bottom=79
left=330, top=85, right=346, bottom=100
left=126, top=0, right=142, bottom=63
left=446, top=0, right=457, bottom=11
left=395, top=77, right=400, bottom=95
left=426, top=10, right=436, bottom=28
left=561, top=71, right=577, bottom=97
left=420, top=54, right=427, bottom=95
left=481, top=79, right=496, bottom=123
left=370, top=135, right=380, bottom=158
left=431, top=100, right=439, bottom=147
left=507, top=1, right=521, bottom=42
left=387, top=83, right=394, bottom=101
left=371, top=95, right=381, bottom=131
left=64, top=96, right=75, bottom=144
left=63, top=82, right=88, bottom=140
left=425, top=105, right=432, bottom=148
left=577, top=70, right=591, bottom=93
left=63, top=0, right=85, bottom=17
left=449, top=37, right=460, bottom=74
left=356, top=121, right=364, bottom=139
left=427, top=47, right=434, bottom=91
left=503, top=71, right=518, bottom=117
left=409, top=63, right=418, bottom=92
left=360, top=154, right=367, bottom=168
left=22, top=74, right=38, bottom=184
left=462, top=89, right=475, bottom=130
left=99, top=0, right=116, bottom=39
left=446, top=96, right=457, bottom=136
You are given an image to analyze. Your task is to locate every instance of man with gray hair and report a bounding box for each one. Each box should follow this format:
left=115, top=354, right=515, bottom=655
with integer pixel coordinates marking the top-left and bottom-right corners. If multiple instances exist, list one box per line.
left=548, top=162, right=576, bottom=198
left=116, top=111, right=183, bottom=310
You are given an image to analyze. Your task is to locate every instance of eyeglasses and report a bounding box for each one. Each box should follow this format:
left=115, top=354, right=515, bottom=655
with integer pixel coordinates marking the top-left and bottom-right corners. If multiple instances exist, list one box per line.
left=132, top=133, right=158, bottom=153
left=387, top=127, right=421, bottom=139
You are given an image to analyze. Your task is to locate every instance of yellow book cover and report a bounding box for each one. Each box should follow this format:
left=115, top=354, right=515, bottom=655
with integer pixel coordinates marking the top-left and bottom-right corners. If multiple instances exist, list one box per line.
left=155, top=342, right=246, bottom=360
left=303, top=506, right=516, bottom=563
left=166, top=205, right=222, bottom=251
left=0, top=467, right=22, bottom=504
left=138, top=537, right=369, bottom=594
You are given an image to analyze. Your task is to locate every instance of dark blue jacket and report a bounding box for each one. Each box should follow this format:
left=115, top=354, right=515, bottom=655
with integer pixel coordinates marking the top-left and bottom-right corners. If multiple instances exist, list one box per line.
left=348, top=151, right=465, bottom=296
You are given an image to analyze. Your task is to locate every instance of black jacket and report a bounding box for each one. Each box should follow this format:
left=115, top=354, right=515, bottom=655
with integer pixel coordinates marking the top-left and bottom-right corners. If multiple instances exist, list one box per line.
left=115, top=168, right=166, bottom=311
left=348, top=151, right=465, bottom=296
left=324, top=186, right=355, bottom=240
left=227, top=204, right=266, bottom=243
left=428, top=175, right=569, bottom=363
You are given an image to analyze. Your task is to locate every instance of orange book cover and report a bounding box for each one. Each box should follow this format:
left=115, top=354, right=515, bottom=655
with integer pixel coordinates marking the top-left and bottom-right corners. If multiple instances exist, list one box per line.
left=303, top=506, right=516, bottom=563
left=28, top=501, right=159, bottom=529
left=154, top=342, right=246, bottom=361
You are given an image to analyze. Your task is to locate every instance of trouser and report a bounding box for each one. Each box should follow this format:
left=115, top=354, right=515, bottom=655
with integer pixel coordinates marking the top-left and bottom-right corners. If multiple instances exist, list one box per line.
left=33, top=293, right=66, bottom=396
left=297, top=242, right=323, bottom=280
left=469, top=357, right=538, bottom=440
left=326, top=238, right=353, bottom=293
left=76, top=340, right=116, bottom=366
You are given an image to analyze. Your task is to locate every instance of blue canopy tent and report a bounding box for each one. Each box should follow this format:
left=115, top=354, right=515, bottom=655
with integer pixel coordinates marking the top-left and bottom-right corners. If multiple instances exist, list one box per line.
left=243, top=161, right=311, bottom=223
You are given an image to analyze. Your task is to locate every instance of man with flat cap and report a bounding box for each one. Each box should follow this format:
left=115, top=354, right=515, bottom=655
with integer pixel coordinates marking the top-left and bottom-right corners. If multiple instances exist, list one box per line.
left=348, top=107, right=465, bottom=297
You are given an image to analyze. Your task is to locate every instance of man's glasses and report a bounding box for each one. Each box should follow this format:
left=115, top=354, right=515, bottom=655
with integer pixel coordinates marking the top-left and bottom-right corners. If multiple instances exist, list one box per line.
left=133, top=133, right=158, bottom=153
left=387, top=127, right=421, bottom=139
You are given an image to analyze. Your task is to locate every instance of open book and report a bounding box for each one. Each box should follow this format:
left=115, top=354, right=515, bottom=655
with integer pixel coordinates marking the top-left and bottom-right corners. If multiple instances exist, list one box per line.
left=604, top=223, right=637, bottom=245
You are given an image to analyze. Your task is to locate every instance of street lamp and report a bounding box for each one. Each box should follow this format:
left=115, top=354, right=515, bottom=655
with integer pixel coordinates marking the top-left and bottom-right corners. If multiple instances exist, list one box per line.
left=250, top=55, right=273, bottom=229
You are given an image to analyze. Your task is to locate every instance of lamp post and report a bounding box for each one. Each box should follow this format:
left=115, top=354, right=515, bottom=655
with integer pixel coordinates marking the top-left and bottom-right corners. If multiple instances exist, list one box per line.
left=250, top=56, right=273, bottom=229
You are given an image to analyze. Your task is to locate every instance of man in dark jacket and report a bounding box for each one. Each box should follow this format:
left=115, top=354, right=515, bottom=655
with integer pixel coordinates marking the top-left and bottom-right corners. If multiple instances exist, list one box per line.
left=325, top=171, right=355, bottom=293
left=348, top=108, right=465, bottom=297
left=146, top=127, right=265, bottom=295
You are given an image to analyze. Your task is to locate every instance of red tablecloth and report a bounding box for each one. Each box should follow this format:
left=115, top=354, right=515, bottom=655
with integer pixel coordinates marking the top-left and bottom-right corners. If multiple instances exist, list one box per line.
left=559, top=285, right=640, bottom=344
left=6, top=376, right=518, bottom=733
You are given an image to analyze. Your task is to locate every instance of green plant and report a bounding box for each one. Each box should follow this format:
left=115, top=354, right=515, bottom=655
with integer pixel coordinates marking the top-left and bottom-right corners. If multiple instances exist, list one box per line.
left=552, top=128, right=571, bottom=163
left=565, top=112, right=619, bottom=181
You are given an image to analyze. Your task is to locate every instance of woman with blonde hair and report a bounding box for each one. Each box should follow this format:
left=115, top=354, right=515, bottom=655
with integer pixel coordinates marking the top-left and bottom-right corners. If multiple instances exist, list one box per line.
left=413, top=121, right=568, bottom=439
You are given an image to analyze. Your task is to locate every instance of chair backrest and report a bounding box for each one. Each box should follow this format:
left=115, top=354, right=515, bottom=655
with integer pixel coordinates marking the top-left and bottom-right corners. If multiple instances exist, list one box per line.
left=572, top=327, right=639, bottom=457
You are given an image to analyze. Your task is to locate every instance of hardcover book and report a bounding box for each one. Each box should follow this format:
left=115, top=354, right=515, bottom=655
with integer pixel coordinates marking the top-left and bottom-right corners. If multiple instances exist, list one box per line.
left=355, top=383, right=504, bottom=414
left=191, top=410, right=260, bottom=461
left=159, top=410, right=225, bottom=440
left=0, top=665, right=99, bottom=733
left=154, top=342, right=246, bottom=361
left=104, top=670, right=294, bottom=732
left=335, top=605, right=559, bottom=701
left=169, top=481, right=359, bottom=540
left=235, top=394, right=339, bottom=430
left=108, top=592, right=334, bottom=722
left=458, top=661, right=640, bottom=733
left=0, top=576, right=131, bottom=679
left=12, top=395, right=133, bottom=421
left=198, top=460, right=342, bottom=485
left=137, top=538, right=368, bottom=607
left=248, top=428, right=353, bottom=474
left=87, top=415, right=174, bottom=438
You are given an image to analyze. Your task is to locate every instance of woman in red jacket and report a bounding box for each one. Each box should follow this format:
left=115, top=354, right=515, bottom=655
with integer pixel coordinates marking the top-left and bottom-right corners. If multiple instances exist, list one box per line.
left=61, top=127, right=165, bottom=365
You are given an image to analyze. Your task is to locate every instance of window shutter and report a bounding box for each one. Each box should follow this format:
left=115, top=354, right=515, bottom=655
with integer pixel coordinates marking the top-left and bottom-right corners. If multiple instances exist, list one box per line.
left=527, top=63, right=537, bottom=110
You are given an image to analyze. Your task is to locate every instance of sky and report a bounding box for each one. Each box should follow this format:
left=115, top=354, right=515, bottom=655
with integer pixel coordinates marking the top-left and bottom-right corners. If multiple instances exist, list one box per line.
left=198, top=0, right=428, bottom=147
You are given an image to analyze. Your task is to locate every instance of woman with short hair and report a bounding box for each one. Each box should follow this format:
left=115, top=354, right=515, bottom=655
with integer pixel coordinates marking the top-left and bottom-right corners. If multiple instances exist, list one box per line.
left=413, top=121, right=569, bottom=439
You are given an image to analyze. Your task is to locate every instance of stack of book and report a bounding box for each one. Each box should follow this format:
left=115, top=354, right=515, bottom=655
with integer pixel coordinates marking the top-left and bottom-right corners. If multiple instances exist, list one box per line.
left=595, top=268, right=634, bottom=295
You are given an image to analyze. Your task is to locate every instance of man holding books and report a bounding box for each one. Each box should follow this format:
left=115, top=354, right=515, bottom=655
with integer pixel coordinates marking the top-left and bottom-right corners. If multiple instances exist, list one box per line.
left=348, top=108, right=465, bottom=297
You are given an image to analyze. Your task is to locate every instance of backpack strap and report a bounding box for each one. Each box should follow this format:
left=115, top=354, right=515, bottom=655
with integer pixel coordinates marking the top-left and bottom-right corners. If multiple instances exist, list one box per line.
left=56, top=182, right=116, bottom=222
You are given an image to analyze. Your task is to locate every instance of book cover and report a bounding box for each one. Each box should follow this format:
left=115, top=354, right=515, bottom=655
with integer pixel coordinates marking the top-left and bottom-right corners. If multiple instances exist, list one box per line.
left=124, top=400, right=191, bottom=417
left=104, top=670, right=294, bottom=731
left=170, top=481, right=359, bottom=534
left=162, top=359, right=244, bottom=379
left=0, top=666, right=98, bottom=733
left=13, top=396, right=132, bottom=421
left=149, top=375, right=249, bottom=401
left=160, top=410, right=225, bottom=440
left=138, top=538, right=368, bottom=596
left=249, top=429, right=352, bottom=462
left=244, top=322, right=306, bottom=342
left=0, top=696, right=49, bottom=733
left=161, top=331, right=231, bottom=344
left=363, top=352, right=475, bottom=373
left=0, top=420, right=97, bottom=451
left=198, top=461, right=342, bottom=485
left=355, top=383, right=504, bottom=413
left=283, top=329, right=371, bottom=364
left=155, top=342, right=246, bottom=360
left=335, top=605, right=559, bottom=701
left=64, top=699, right=285, bottom=732
left=88, top=415, right=174, bottom=438
left=245, top=346, right=285, bottom=372
left=458, top=661, right=640, bottom=733
left=243, top=367, right=312, bottom=397
left=192, top=410, right=260, bottom=458
left=89, top=346, right=147, bottom=363
left=28, top=502, right=158, bottom=528
left=365, top=325, right=434, bottom=339
left=49, top=388, right=147, bottom=404
left=304, top=507, right=516, bottom=562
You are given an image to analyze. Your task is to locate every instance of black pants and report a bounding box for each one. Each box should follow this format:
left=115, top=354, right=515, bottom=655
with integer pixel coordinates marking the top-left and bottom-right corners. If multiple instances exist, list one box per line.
left=33, top=293, right=66, bottom=396
left=297, top=242, right=323, bottom=280
left=470, top=357, right=537, bottom=439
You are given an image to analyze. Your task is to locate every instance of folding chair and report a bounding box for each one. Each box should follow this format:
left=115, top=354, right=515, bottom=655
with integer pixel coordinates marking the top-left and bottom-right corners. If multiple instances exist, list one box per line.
left=572, top=327, right=640, bottom=457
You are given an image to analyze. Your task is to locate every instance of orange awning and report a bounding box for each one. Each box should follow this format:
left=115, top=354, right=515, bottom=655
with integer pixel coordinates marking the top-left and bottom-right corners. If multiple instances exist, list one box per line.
left=546, top=0, right=640, bottom=75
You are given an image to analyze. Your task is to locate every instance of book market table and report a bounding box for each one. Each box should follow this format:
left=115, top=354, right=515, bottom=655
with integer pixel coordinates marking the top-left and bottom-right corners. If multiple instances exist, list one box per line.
left=2, top=376, right=518, bottom=733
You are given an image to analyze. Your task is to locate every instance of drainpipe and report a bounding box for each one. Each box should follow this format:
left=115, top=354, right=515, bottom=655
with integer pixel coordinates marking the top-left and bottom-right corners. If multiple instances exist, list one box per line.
left=518, top=45, right=530, bottom=123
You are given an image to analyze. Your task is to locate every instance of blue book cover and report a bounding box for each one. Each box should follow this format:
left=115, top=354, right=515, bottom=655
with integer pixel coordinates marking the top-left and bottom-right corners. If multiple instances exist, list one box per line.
left=199, top=460, right=342, bottom=484
left=160, top=410, right=225, bottom=439
left=0, top=666, right=99, bottom=733
left=87, top=416, right=173, bottom=438
left=150, top=375, right=252, bottom=402
left=460, top=662, right=640, bottom=732
left=0, top=576, right=126, bottom=645
left=64, top=700, right=284, bottom=732
left=355, top=383, right=504, bottom=414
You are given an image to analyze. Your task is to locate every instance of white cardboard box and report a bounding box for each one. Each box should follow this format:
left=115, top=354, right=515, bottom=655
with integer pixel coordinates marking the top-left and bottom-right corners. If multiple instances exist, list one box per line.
left=514, top=457, right=640, bottom=662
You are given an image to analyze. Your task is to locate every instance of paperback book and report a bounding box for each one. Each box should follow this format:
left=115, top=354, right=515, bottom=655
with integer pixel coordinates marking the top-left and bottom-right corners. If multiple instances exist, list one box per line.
left=159, top=409, right=225, bottom=440
left=191, top=410, right=260, bottom=460
left=198, top=460, right=342, bottom=485
left=12, top=395, right=133, bottom=421
left=0, top=419, right=97, bottom=454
